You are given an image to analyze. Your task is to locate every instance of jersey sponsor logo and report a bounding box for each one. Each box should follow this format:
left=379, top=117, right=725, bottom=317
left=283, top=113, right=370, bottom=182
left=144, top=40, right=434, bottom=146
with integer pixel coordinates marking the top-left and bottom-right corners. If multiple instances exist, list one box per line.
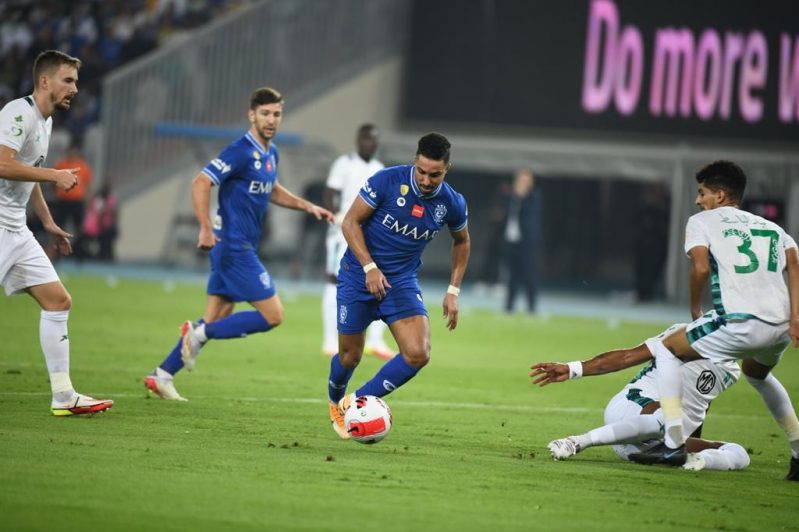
left=396, top=197, right=406, bottom=207
left=411, top=205, right=424, bottom=218
left=210, top=158, right=232, bottom=174
left=434, top=204, right=447, bottom=223
left=381, top=214, right=439, bottom=241
left=339, top=304, right=348, bottom=324
left=696, top=370, right=716, bottom=394
left=400, top=184, right=409, bottom=196
left=249, top=180, right=274, bottom=194
left=266, top=159, right=273, bottom=172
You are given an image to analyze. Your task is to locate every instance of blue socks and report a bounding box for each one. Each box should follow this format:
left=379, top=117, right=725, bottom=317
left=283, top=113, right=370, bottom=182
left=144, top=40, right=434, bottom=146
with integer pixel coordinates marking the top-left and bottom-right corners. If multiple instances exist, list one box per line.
left=159, top=318, right=204, bottom=375
left=158, top=312, right=272, bottom=376
left=356, top=354, right=419, bottom=398
left=205, top=311, right=271, bottom=339
left=328, top=354, right=355, bottom=403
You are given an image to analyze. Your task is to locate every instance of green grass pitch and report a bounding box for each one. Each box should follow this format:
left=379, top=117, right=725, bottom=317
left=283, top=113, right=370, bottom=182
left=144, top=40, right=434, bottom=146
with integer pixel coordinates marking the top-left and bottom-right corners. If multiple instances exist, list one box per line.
left=1, top=276, right=797, bottom=531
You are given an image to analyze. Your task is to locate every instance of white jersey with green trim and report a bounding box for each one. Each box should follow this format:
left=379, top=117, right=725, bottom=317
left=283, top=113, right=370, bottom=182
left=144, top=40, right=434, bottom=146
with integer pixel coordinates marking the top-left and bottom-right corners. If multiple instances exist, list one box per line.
left=684, top=206, right=797, bottom=325
left=0, top=96, right=52, bottom=232
left=632, top=323, right=741, bottom=436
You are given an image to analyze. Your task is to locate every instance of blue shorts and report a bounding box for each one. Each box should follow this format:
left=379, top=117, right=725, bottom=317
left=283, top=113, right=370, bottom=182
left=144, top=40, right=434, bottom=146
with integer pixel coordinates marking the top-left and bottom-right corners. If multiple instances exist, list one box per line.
left=207, top=245, right=276, bottom=303
left=336, top=275, right=427, bottom=334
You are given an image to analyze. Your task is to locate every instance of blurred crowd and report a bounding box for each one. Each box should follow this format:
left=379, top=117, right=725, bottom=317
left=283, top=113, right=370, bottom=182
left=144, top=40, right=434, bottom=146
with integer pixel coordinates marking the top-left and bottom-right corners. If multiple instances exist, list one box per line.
left=0, top=0, right=250, bottom=139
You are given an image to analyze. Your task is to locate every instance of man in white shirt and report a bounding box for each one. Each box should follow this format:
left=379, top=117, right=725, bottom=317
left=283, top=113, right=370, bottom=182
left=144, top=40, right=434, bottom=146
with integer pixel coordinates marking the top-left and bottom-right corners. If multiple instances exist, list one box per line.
left=634, top=160, right=799, bottom=480
left=321, top=124, right=392, bottom=359
left=531, top=324, right=750, bottom=472
left=0, top=50, right=113, bottom=416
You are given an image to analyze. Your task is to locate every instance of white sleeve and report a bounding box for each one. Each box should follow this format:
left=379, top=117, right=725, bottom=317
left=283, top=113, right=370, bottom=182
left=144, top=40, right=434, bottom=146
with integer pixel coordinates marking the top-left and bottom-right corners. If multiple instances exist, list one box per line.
left=0, top=102, right=30, bottom=152
left=326, top=156, right=347, bottom=190
left=783, top=231, right=797, bottom=251
left=684, top=215, right=709, bottom=256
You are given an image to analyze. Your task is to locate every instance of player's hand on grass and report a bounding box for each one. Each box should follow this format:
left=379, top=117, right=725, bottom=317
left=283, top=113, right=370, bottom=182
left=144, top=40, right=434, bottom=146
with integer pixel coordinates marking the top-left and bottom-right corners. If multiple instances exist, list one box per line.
left=308, top=203, right=335, bottom=224
left=365, top=268, right=391, bottom=301
left=51, top=167, right=79, bottom=191
left=43, top=221, right=73, bottom=255
left=443, top=293, right=459, bottom=330
left=529, top=362, right=569, bottom=386
left=197, top=226, right=218, bottom=250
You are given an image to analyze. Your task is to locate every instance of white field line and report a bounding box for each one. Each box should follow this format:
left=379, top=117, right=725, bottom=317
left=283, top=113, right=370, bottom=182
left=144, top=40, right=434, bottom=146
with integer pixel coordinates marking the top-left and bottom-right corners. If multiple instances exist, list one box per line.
left=0, top=391, right=768, bottom=420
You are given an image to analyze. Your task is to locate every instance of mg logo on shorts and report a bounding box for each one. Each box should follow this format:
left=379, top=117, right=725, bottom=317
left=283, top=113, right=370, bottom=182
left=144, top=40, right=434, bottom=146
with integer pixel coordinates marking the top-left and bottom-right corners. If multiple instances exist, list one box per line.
left=339, top=305, right=348, bottom=324
left=696, top=370, right=716, bottom=394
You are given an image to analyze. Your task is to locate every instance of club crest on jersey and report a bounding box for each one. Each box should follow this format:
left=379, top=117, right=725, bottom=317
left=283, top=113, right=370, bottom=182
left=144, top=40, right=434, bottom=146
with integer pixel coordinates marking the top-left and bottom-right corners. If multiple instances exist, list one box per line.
left=253, top=150, right=261, bottom=160
left=259, top=272, right=272, bottom=289
left=696, top=370, right=716, bottom=394
left=400, top=184, right=409, bottom=196
left=434, top=204, right=447, bottom=223
left=411, top=205, right=424, bottom=218
left=339, top=305, right=348, bottom=324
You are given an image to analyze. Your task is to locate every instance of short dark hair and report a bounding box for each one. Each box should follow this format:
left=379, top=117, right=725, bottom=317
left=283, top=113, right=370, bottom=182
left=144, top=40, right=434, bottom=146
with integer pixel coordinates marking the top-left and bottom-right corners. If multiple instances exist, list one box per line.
left=33, top=50, right=81, bottom=88
left=357, top=123, right=378, bottom=138
left=695, top=160, right=747, bottom=204
left=250, top=87, right=283, bottom=109
left=416, top=132, right=451, bottom=164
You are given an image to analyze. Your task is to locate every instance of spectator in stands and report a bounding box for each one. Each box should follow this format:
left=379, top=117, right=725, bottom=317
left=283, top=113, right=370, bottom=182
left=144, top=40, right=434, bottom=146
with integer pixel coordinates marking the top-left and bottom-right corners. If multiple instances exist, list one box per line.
left=503, top=168, right=542, bottom=314
left=52, top=138, right=93, bottom=258
left=81, top=183, right=118, bottom=261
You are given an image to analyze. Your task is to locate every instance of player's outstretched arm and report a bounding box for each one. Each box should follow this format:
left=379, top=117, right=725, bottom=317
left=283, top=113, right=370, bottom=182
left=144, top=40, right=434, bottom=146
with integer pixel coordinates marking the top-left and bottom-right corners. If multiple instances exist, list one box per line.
left=0, top=145, right=78, bottom=190
left=191, top=173, right=217, bottom=250
left=442, top=226, right=470, bottom=331
left=271, top=183, right=334, bottom=222
left=342, top=196, right=391, bottom=300
left=30, top=183, right=72, bottom=255
left=530, top=343, right=653, bottom=387
left=786, top=247, right=799, bottom=347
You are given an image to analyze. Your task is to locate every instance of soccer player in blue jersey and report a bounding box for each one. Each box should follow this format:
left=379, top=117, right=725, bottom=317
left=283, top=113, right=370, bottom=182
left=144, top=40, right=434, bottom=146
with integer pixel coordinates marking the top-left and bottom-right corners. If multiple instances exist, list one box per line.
left=144, top=87, right=334, bottom=400
left=327, top=132, right=471, bottom=439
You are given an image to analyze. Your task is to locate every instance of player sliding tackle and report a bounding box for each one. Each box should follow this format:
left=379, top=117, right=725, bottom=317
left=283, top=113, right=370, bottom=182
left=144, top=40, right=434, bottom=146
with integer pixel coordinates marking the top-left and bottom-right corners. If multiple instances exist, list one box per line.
left=531, top=324, right=750, bottom=472
left=326, top=133, right=470, bottom=439
left=572, top=160, right=799, bottom=479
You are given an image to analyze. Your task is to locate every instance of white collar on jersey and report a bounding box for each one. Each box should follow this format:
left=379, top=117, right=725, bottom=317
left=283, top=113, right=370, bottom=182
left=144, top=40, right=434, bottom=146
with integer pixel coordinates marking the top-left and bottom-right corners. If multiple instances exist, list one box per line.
left=245, top=132, right=269, bottom=156
left=409, top=165, right=443, bottom=199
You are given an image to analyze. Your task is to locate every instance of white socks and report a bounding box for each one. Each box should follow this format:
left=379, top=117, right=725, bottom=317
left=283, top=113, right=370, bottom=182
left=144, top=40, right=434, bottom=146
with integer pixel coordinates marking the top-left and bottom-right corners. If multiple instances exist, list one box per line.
left=580, top=415, right=663, bottom=449
left=649, top=339, right=685, bottom=448
left=746, top=373, right=799, bottom=459
left=40, top=310, right=76, bottom=403
left=365, top=319, right=389, bottom=348
left=322, top=283, right=338, bottom=351
left=696, top=443, right=750, bottom=470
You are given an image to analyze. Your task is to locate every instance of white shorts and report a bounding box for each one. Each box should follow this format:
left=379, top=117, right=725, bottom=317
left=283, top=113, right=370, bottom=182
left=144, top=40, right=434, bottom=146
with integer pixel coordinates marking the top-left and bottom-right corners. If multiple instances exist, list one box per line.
left=603, top=390, right=663, bottom=460
left=325, top=228, right=347, bottom=277
left=687, top=310, right=789, bottom=367
left=0, top=227, right=59, bottom=296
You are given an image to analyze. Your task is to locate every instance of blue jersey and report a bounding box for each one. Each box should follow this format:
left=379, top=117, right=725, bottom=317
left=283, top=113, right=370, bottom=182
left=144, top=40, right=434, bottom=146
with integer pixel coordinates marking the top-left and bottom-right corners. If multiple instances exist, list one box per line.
left=340, top=164, right=468, bottom=283
left=201, top=131, right=279, bottom=251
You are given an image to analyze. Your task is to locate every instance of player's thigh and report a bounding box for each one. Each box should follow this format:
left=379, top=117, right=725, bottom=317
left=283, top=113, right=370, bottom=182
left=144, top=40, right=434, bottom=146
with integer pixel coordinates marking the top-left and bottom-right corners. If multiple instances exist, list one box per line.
left=688, top=314, right=787, bottom=365
left=250, top=294, right=284, bottom=325
left=2, top=231, right=62, bottom=300
left=604, top=390, right=662, bottom=460
left=207, top=246, right=276, bottom=303
left=25, top=281, right=71, bottom=311
left=336, top=279, right=380, bottom=336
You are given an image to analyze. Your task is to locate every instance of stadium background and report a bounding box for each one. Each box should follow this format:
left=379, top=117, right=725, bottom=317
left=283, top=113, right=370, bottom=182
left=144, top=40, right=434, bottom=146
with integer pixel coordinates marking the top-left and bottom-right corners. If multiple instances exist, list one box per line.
left=2, top=0, right=797, bottom=304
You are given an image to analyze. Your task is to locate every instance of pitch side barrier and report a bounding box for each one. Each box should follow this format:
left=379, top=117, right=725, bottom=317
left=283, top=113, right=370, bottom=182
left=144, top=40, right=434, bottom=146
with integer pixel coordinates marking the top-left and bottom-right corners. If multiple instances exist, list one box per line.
left=153, top=122, right=303, bottom=146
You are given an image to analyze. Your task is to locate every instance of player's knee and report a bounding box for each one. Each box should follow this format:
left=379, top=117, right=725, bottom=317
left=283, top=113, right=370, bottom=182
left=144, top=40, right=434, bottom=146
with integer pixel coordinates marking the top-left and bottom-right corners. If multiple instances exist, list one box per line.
left=49, top=291, right=72, bottom=311
left=339, top=345, right=363, bottom=367
left=403, top=342, right=430, bottom=368
left=266, top=308, right=283, bottom=327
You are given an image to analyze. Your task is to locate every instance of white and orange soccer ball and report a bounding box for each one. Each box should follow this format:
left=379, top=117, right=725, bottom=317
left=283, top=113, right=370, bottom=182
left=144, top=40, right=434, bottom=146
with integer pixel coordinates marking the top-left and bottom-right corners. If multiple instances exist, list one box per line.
left=344, top=395, right=393, bottom=444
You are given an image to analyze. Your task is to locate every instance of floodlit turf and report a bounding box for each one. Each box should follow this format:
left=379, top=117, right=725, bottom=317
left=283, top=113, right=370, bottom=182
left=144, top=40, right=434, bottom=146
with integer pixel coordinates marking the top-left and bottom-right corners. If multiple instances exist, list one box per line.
left=1, top=276, right=797, bottom=531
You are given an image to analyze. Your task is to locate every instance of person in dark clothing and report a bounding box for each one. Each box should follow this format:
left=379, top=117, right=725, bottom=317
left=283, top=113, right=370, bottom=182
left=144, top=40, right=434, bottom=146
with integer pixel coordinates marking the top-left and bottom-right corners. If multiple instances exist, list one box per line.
left=504, top=168, right=541, bottom=314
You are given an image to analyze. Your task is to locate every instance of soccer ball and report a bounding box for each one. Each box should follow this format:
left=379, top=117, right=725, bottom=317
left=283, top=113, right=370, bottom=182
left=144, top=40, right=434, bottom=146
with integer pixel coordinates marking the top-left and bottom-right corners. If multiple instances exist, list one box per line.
left=344, top=395, right=393, bottom=444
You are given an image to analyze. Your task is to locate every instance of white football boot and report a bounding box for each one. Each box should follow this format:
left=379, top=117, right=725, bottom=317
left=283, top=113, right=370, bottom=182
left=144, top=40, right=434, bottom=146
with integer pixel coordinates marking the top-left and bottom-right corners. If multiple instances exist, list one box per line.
left=180, top=320, right=203, bottom=371
left=547, top=437, right=581, bottom=460
left=144, top=374, right=188, bottom=401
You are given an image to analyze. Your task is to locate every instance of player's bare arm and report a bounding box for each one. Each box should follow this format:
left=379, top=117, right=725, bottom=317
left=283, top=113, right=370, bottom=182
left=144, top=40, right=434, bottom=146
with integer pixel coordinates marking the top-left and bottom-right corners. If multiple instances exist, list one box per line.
left=530, top=342, right=654, bottom=387
left=0, top=145, right=78, bottom=191
left=270, top=183, right=334, bottom=222
left=191, top=172, right=217, bottom=250
left=342, top=196, right=391, bottom=300
left=688, top=245, right=711, bottom=319
left=443, top=226, right=470, bottom=331
left=786, top=247, right=799, bottom=347
left=29, top=182, right=72, bottom=255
